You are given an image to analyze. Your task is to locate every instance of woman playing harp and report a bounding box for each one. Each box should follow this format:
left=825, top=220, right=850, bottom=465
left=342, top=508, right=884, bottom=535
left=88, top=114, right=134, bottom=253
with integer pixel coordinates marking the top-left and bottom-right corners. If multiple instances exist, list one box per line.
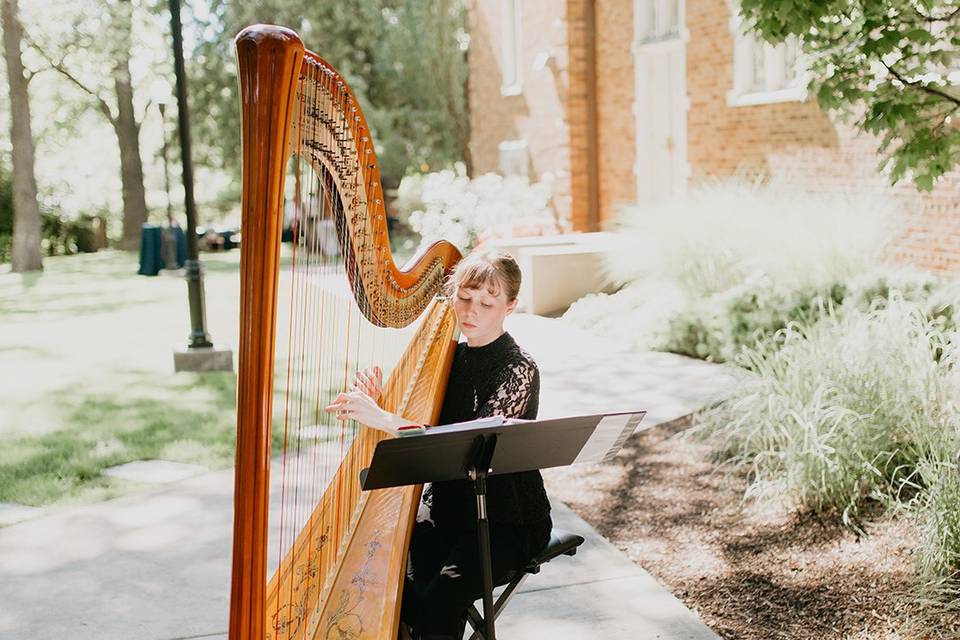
left=328, top=250, right=553, bottom=640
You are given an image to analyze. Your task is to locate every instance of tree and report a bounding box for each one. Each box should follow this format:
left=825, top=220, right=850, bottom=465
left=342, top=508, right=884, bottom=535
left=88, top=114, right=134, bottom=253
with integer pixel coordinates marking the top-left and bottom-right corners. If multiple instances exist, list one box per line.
left=738, top=1, right=960, bottom=191
left=187, top=0, right=469, bottom=185
left=27, top=0, right=154, bottom=249
left=1, top=0, right=43, bottom=271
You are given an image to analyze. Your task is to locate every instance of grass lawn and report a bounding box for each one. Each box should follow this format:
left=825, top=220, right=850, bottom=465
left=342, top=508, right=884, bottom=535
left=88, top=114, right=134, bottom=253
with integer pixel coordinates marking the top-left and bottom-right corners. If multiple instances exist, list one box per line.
left=0, top=249, right=287, bottom=507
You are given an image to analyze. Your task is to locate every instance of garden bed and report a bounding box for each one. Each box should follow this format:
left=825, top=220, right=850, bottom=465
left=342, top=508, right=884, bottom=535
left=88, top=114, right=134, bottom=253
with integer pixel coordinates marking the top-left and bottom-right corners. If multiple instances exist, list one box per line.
left=543, top=417, right=960, bottom=640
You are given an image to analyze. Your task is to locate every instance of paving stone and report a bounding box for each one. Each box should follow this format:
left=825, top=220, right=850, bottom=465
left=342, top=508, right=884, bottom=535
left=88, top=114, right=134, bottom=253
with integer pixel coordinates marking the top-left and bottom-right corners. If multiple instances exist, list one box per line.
left=102, top=460, right=209, bottom=484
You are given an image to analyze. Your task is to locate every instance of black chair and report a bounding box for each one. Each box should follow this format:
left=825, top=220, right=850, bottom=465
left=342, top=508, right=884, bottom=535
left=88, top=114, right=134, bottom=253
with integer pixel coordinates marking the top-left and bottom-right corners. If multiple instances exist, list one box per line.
left=465, top=528, right=585, bottom=640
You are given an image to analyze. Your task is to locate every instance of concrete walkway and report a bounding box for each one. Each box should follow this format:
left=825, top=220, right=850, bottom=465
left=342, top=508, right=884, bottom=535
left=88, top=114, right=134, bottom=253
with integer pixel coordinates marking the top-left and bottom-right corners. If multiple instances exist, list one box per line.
left=0, top=314, right=738, bottom=640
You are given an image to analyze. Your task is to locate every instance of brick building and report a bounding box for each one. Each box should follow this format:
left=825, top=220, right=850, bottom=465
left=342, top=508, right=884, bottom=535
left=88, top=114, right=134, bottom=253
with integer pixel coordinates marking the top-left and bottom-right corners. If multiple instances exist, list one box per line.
left=467, top=0, right=960, bottom=272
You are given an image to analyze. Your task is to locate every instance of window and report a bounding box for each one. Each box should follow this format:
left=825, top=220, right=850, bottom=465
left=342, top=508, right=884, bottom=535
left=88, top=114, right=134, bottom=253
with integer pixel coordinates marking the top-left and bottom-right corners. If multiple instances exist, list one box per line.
left=728, top=7, right=806, bottom=106
left=636, top=0, right=682, bottom=45
left=500, top=0, right=522, bottom=95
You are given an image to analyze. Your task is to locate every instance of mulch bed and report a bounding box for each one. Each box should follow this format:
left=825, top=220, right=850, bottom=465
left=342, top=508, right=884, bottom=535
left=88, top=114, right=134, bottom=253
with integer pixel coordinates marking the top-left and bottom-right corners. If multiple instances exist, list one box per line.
left=543, top=417, right=960, bottom=640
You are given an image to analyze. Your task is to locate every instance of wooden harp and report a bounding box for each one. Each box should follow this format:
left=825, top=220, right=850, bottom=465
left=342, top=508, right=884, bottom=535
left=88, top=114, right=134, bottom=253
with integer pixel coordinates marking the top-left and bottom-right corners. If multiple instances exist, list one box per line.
left=231, top=25, right=461, bottom=640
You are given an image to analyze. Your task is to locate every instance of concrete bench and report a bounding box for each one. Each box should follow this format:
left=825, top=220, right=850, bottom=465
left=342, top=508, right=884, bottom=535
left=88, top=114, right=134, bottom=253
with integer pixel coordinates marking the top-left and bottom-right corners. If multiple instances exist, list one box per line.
left=485, top=233, right=623, bottom=316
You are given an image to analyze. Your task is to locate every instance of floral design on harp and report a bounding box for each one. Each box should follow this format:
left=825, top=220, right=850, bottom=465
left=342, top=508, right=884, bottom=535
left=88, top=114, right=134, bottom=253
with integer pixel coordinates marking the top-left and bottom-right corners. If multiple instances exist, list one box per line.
left=322, top=532, right=384, bottom=640
left=268, top=526, right=331, bottom=640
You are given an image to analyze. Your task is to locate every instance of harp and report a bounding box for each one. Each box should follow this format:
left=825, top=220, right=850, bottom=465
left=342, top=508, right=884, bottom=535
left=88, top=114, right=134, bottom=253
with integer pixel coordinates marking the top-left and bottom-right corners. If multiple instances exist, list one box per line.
left=231, top=25, right=462, bottom=640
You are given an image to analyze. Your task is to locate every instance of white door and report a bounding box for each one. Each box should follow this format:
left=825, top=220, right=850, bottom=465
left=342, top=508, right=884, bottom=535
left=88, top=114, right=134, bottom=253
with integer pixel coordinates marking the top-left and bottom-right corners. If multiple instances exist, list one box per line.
left=633, top=0, right=689, bottom=205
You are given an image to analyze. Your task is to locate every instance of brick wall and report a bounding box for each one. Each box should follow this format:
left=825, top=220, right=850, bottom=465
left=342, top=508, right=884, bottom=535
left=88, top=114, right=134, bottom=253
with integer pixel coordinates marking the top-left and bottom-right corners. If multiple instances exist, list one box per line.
left=685, top=0, right=837, bottom=178
left=467, top=0, right=574, bottom=227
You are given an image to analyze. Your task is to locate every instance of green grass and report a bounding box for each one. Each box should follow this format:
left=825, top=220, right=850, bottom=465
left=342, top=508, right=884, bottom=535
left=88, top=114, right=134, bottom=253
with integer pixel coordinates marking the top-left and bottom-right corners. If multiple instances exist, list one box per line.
left=0, top=372, right=242, bottom=509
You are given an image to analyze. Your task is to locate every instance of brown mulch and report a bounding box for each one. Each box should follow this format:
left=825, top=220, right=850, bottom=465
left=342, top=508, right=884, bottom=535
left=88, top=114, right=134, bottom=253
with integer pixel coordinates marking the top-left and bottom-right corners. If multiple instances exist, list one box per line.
left=542, top=417, right=960, bottom=640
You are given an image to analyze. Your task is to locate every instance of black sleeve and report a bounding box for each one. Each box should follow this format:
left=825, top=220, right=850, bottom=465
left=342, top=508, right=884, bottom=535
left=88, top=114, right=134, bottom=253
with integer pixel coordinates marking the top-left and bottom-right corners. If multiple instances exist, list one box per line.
left=475, top=359, right=538, bottom=420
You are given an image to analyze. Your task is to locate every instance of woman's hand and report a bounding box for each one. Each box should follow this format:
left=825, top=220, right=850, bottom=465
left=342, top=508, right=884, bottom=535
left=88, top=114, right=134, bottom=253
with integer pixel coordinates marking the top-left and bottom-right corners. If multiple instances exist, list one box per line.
left=351, top=366, right=383, bottom=401
left=324, top=391, right=398, bottom=435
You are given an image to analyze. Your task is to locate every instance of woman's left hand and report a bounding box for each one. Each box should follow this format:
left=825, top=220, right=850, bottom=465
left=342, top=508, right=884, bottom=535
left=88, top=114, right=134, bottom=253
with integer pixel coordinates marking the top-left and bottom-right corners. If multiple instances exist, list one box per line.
left=324, top=391, right=403, bottom=436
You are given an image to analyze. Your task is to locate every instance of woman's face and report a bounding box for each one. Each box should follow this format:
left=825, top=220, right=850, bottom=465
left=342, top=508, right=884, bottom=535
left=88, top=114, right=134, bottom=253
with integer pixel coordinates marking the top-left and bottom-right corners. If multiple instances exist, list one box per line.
left=452, top=280, right=517, bottom=346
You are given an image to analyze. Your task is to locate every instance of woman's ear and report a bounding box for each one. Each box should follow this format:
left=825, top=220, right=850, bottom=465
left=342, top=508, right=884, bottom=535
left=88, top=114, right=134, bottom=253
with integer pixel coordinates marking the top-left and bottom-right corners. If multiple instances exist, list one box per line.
left=505, top=299, right=518, bottom=315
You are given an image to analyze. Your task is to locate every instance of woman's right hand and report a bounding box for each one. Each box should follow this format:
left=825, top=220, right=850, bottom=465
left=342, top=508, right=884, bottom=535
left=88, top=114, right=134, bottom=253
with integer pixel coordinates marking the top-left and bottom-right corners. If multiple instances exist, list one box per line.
left=351, top=366, right=383, bottom=402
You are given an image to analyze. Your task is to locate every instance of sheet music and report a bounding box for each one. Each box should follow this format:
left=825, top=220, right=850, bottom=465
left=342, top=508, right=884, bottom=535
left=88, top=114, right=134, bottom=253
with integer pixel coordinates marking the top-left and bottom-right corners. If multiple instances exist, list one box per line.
left=574, top=412, right=645, bottom=464
left=425, top=415, right=506, bottom=433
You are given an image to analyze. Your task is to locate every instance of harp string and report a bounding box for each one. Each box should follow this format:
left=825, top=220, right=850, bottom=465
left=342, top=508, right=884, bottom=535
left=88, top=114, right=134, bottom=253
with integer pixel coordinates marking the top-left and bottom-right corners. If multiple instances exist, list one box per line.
left=268, top=53, right=438, bottom=638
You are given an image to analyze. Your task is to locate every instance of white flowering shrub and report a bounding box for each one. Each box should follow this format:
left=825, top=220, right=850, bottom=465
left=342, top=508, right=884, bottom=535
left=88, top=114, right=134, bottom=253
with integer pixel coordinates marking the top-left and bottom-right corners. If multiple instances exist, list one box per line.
left=399, top=164, right=560, bottom=253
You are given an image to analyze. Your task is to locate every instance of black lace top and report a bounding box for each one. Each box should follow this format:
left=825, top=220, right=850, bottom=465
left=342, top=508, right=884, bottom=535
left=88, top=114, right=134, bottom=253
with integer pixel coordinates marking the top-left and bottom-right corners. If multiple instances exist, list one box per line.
left=423, top=332, right=552, bottom=533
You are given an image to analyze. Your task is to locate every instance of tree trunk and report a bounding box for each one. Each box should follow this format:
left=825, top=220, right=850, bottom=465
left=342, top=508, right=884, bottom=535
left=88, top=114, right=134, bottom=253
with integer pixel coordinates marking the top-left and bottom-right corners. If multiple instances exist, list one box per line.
left=113, top=59, right=148, bottom=250
left=2, top=0, right=43, bottom=271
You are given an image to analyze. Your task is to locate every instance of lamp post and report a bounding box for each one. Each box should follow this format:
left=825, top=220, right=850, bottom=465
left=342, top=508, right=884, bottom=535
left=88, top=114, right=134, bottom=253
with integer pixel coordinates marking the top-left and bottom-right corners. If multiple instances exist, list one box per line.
left=150, top=78, right=176, bottom=270
left=168, top=0, right=233, bottom=372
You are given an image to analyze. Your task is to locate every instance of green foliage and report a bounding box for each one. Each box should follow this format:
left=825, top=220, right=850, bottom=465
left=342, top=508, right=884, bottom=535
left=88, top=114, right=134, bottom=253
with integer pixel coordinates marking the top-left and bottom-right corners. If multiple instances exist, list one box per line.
left=660, top=267, right=955, bottom=365
left=661, top=278, right=848, bottom=363
left=188, top=0, right=469, bottom=182
left=39, top=210, right=98, bottom=257
left=737, top=1, right=960, bottom=190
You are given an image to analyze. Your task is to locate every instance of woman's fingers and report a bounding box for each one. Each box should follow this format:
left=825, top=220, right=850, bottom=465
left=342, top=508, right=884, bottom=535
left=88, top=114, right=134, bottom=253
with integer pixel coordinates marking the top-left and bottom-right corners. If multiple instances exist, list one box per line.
left=324, top=392, right=348, bottom=413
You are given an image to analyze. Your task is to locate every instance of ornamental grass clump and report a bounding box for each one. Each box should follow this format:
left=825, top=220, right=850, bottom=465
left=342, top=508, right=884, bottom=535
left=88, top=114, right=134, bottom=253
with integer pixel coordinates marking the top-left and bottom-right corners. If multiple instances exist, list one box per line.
left=913, top=340, right=960, bottom=580
left=603, top=177, right=894, bottom=295
left=695, top=297, right=944, bottom=519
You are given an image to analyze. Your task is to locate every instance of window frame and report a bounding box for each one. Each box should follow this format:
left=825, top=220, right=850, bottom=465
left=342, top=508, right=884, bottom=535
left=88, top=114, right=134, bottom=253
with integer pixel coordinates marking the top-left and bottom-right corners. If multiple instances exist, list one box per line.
left=726, top=6, right=807, bottom=107
left=500, top=0, right=523, bottom=96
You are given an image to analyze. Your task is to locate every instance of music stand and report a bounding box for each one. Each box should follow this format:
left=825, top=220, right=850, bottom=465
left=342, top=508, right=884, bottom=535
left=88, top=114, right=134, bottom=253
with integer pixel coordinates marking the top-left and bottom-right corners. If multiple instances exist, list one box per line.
left=360, top=410, right=645, bottom=640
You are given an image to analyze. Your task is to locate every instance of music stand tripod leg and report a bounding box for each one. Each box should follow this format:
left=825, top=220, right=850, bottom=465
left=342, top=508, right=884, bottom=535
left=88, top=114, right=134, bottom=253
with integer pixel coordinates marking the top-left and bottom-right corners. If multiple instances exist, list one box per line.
left=468, top=434, right=499, bottom=640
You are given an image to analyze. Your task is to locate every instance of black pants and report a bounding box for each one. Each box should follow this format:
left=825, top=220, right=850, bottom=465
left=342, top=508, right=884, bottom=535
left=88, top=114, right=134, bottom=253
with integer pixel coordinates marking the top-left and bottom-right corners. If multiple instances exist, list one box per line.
left=401, top=519, right=550, bottom=639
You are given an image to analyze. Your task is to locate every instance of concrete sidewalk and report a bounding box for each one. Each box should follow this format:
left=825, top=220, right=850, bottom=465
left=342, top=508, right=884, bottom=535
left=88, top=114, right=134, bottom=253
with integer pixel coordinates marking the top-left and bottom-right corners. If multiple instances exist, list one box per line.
left=0, top=314, right=738, bottom=639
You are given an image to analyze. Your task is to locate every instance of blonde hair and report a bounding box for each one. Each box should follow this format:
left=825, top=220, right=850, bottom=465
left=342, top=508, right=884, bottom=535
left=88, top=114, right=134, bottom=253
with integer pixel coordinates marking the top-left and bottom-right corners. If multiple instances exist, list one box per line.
left=444, top=248, right=522, bottom=302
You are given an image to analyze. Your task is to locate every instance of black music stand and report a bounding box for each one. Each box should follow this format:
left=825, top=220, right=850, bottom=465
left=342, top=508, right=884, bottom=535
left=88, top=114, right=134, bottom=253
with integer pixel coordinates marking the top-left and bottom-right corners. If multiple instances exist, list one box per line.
left=360, top=410, right=645, bottom=640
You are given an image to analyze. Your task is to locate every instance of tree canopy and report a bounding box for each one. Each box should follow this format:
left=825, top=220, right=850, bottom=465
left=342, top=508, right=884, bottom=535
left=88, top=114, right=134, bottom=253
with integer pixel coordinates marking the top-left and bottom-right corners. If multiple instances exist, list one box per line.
left=738, top=0, right=960, bottom=191
left=188, top=0, right=469, bottom=185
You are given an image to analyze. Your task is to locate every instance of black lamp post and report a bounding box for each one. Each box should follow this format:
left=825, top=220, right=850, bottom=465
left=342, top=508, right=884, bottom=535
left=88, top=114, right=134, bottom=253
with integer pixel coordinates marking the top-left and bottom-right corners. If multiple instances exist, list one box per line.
left=168, top=0, right=232, bottom=372
left=150, top=78, right=176, bottom=269
left=169, top=0, right=210, bottom=350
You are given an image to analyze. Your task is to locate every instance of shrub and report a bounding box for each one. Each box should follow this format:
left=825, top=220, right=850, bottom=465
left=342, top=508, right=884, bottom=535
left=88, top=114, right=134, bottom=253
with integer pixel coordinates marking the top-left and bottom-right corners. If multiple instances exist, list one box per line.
left=658, top=276, right=847, bottom=363
left=603, top=177, right=894, bottom=295
left=565, top=178, right=903, bottom=362
left=693, top=296, right=952, bottom=528
left=399, top=164, right=560, bottom=253
left=40, top=210, right=98, bottom=257
left=652, top=267, right=955, bottom=365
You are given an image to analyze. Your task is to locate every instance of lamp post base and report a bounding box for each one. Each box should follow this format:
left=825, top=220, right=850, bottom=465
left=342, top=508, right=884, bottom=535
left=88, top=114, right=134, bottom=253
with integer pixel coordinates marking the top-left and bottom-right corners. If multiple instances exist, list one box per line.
left=173, top=345, right=234, bottom=373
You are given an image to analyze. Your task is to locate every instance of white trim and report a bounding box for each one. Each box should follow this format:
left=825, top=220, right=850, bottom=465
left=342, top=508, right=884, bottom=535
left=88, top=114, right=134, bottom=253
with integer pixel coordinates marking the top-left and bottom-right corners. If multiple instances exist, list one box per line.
left=727, top=1, right=806, bottom=106
left=499, top=0, right=523, bottom=96
left=726, top=84, right=807, bottom=107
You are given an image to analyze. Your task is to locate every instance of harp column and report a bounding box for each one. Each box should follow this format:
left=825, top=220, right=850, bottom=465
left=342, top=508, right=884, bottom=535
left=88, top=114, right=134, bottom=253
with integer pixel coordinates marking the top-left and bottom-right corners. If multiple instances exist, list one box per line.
left=230, top=26, right=304, bottom=640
